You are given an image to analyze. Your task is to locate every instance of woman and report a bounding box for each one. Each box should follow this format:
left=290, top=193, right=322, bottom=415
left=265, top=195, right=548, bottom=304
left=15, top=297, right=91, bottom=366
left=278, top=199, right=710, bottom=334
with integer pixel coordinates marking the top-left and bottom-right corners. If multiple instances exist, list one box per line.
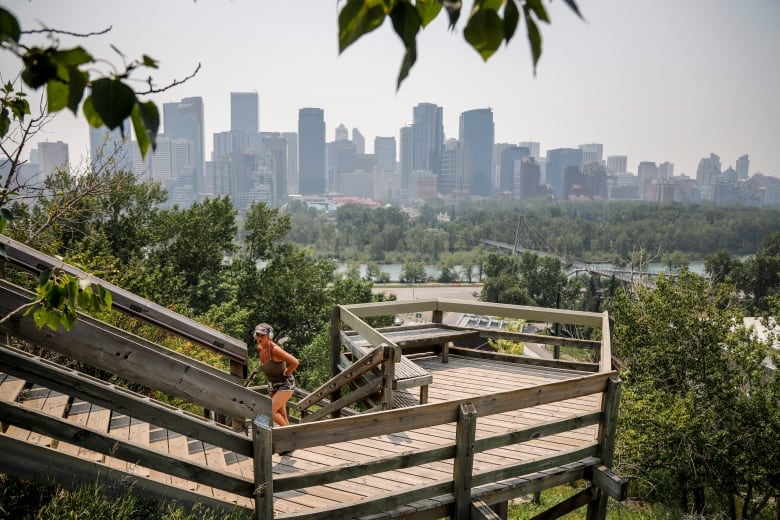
left=254, top=323, right=299, bottom=427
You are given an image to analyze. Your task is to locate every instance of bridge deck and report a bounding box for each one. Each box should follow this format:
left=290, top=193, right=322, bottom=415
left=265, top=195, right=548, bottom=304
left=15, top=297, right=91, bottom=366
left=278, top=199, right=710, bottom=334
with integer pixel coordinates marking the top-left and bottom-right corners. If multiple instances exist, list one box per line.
left=0, top=353, right=600, bottom=516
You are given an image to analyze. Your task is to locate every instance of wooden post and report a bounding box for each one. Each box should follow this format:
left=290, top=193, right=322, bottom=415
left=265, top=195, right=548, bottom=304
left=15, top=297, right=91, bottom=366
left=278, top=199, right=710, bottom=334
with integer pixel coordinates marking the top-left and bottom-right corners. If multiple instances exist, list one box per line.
left=587, top=375, right=622, bottom=520
left=452, top=403, right=477, bottom=519
left=252, top=414, right=274, bottom=520
left=432, top=309, right=443, bottom=324
left=442, top=341, right=451, bottom=364
left=380, top=345, right=398, bottom=410
left=330, top=306, right=342, bottom=418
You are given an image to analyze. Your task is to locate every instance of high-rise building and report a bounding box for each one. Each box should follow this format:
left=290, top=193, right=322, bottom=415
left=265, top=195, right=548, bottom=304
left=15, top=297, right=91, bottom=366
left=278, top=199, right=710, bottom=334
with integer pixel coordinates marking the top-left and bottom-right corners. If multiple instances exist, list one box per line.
left=606, top=155, right=628, bottom=174
left=499, top=146, right=530, bottom=194
left=281, top=132, right=298, bottom=195
left=517, top=141, right=541, bottom=160
left=298, top=108, right=326, bottom=195
left=230, top=91, right=259, bottom=135
left=439, top=138, right=458, bottom=196
left=736, top=154, right=749, bottom=180
left=261, top=132, right=288, bottom=202
left=335, top=123, right=349, bottom=142
left=637, top=161, right=659, bottom=200
left=516, top=157, right=541, bottom=199
left=163, top=97, right=204, bottom=194
left=579, top=143, right=604, bottom=170
left=89, top=121, right=132, bottom=172
left=696, top=153, right=721, bottom=186
left=658, top=161, right=674, bottom=179
left=412, top=103, right=443, bottom=177
left=38, top=141, right=69, bottom=177
left=352, top=128, right=365, bottom=155
left=374, top=136, right=396, bottom=172
left=545, top=148, right=582, bottom=199
left=399, top=125, right=413, bottom=202
left=458, top=108, right=494, bottom=197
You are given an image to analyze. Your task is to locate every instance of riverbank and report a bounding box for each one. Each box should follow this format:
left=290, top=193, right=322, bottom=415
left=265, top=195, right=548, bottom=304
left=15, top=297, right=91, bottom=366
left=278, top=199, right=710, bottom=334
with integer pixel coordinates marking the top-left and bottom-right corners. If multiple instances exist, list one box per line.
left=371, top=283, right=482, bottom=301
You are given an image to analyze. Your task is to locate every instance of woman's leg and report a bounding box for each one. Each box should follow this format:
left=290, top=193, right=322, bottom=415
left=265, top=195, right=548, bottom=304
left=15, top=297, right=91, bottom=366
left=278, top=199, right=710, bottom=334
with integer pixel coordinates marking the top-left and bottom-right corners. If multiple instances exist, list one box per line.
left=271, top=390, right=293, bottom=426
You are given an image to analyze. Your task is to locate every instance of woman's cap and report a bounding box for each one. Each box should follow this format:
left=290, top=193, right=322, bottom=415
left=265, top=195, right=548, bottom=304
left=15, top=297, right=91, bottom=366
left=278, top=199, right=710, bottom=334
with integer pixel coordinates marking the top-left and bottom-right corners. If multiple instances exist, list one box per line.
left=254, top=323, right=271, bottom=336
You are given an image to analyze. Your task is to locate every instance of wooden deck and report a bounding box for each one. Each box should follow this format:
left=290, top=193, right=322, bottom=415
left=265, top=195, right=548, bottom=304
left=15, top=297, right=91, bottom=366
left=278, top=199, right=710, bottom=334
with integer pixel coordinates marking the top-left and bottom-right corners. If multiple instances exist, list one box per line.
left=1, top=351, right=605, bottom=517
left=0, top=262, right=624, bottom=519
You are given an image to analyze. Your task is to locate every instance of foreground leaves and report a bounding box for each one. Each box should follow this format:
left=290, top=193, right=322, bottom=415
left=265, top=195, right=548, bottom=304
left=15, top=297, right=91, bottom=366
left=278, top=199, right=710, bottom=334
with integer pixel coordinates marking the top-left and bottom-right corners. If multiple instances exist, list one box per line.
left=338, top=0, right=582, bottom=88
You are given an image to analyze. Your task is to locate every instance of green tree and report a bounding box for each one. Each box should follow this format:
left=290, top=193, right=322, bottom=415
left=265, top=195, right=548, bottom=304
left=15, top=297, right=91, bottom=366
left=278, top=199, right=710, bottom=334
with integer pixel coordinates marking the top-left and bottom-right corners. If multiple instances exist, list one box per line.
left=400, top=261, right=427, bottom=283
left=611, top=270, right=780, bottom=517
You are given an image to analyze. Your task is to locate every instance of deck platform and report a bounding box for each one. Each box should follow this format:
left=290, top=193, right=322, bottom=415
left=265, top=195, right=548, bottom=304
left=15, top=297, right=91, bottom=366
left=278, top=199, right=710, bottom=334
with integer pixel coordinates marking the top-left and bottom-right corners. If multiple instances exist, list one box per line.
left=1, top=352, right=602, bottom=516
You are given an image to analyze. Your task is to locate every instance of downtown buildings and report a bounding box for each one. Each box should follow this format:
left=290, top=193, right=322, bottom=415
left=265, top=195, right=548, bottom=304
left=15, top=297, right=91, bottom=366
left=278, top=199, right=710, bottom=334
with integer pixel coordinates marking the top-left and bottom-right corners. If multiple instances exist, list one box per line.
left=31, top=93, right=773, bottom=212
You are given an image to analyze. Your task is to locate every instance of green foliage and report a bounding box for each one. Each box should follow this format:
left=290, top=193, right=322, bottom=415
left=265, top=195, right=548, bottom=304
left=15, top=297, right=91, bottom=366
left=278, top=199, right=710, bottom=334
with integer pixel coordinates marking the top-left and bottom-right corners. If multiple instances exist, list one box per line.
left=611, top=270, right=780, bottom=516
left=337, top=0, right=581, bottom=88
left=0, top=7, right=191, bottom=158
left=0, top=475, right=251, bottom=519
left=9, top=266, right=113, bottom=332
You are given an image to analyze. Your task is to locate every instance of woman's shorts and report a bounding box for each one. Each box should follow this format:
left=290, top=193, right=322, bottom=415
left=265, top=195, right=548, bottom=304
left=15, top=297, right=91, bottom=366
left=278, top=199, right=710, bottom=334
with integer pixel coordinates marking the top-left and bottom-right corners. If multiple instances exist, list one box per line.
left=269, top=375, right=296, bottom=393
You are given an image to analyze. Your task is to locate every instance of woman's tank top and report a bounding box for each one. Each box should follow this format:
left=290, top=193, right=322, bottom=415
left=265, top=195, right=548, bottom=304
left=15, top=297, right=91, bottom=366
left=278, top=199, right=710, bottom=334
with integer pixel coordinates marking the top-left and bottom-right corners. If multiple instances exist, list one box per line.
left=260, top=358, right=286, bottom=383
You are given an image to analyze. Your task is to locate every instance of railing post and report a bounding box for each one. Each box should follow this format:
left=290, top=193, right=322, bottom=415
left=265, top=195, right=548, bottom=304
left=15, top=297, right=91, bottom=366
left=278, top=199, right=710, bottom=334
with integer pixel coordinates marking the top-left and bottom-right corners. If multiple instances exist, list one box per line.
left=330, top=306, right=342, bottom=418
left=252, top=414, right=274, bottom=520
left=452, top=402, right=477, bottom=519
left=380, top=345, right=399, bottom=410
left=587, top=375, right=622, bottom=520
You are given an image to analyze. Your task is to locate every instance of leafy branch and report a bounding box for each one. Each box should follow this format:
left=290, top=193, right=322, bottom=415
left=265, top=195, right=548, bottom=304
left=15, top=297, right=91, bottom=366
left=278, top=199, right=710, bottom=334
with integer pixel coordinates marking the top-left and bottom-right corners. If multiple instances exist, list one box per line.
left=0, top=7, right=198, bottom=159
left=338, top=0, right=582, bottom=89
left=0, top=266, right=112, bottom=331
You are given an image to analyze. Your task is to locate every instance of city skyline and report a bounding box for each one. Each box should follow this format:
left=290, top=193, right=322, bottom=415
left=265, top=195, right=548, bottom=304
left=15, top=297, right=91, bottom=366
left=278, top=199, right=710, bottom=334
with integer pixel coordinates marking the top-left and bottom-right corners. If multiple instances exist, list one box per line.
left=1, top=1, right=778, bottom=179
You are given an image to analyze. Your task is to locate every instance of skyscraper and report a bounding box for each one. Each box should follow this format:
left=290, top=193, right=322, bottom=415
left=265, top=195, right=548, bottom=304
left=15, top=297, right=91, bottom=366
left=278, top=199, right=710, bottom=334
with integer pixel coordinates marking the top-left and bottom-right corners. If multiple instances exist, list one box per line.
left=579, top=143, right=604, bottom=169
left=545, top=148, right=582, bottom=199
left=374, top=136, right=396, bottom=172
left=163, top=97, right=204, bottom=194
left=298, top=108, right=326, bottom=195
left=230, top=91, right=260, bottom=151
left=38, top=141, right=69, bottom=177
left=499, top=146, right=530, bottom=194
left=230, top=92, right=259, bottom=134
left=606, top=155, right=628, bottom=174
left=458, top=108, right=494, bottom=197
left=736, top=154, right=749, bottom=180
left=282, top=132, right=298, bottom=195
left=412, top=103, right=443, bottom=177
left=399, top=125, right=413, bottom=202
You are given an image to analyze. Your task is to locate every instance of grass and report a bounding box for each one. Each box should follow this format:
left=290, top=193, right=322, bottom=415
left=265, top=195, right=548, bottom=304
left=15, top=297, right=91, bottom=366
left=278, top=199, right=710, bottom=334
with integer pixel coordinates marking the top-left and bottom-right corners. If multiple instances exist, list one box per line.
left=0, top=474, right=251, bottom=520
left=508, top=483, right=676, bottom=520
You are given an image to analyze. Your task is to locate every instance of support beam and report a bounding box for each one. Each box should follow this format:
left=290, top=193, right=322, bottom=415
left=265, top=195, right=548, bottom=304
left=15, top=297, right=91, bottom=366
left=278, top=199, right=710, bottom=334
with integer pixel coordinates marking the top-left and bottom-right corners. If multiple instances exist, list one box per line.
left=452, top=403, right=477, bottom=519
left=471, top=499, right=503, bottom=520
left=590, top=465, right=628, bottom=501
left=530, top=487, right=598, bottom=520
left=252, top=415, right=274, bottom=520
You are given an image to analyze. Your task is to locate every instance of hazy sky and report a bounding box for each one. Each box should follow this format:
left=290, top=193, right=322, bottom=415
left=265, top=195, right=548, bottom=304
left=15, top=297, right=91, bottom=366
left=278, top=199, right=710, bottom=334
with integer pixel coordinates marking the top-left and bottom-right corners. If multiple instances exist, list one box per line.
left=3, top=0, right=779, bottom=178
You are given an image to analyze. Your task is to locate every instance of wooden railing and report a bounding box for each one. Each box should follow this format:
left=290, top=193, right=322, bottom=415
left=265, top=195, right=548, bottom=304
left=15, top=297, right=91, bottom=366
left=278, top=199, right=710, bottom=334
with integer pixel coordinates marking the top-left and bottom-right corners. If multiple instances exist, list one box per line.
left=1, top=247, right=624, bottom=518
left=0, top=235, right=248, bottom=379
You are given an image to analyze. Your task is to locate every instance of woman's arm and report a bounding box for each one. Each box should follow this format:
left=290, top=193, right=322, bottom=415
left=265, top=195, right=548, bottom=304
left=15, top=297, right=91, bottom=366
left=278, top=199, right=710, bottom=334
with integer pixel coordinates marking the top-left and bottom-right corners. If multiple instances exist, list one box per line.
left=273, top=345, right=299, bottom=375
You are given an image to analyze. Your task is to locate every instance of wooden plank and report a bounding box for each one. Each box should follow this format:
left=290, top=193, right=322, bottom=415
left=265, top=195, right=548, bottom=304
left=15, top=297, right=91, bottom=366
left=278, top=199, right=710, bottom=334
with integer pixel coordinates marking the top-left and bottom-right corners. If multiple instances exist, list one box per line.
left=0, top=343, right=254, bottom=456
left=276, top=372, right=613, bottom=453
left=589, top=465, right=628, bottom=501
left=529, top=486, right=597, bottom=520
left=0, top=434, right=245, bottom=515
left=0, top=311, right=271, bottom=426
left=296, top=345, right=388, bottom=411
left=0, top=398, right=253, bottom=496
left=0, top=372, right=26, bottom=403
left=471, top=499, right=504, bottom=520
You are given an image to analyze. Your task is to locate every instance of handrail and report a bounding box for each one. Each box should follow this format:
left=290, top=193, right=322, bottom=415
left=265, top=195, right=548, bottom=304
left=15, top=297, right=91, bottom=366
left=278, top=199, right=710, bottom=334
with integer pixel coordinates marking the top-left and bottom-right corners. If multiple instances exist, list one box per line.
left=0, top=234, right=247, bottom=365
